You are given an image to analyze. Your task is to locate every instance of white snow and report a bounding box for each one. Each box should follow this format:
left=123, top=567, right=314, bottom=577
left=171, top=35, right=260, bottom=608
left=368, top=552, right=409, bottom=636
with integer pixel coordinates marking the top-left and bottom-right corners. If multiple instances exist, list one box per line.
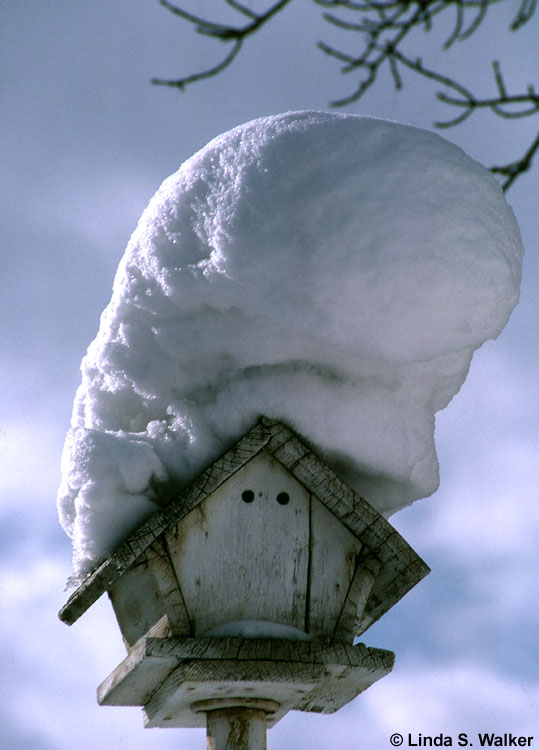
left=203, top=620, right=312, bottom=641
left=57, top=111, right=523, bottom=579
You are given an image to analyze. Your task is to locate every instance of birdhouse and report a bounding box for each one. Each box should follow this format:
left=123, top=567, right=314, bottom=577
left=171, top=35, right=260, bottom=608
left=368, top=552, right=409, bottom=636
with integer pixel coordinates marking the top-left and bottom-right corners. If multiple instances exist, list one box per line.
left=59, top=418, right=429, bottom=741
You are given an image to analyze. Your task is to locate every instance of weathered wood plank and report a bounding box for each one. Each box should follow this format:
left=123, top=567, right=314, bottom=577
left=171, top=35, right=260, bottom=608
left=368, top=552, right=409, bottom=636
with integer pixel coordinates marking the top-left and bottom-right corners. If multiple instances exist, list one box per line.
left=294, top=656, right=392, bottom=714
left=236, top=639, right=274, bottom=661
left=143, top=659, right=324, bottom=728
left=108, top=557, right=167, bottom=648
left=271, top=436, right=310, bottom=471
left=307, top=496, right=362, bottom=641
left=59, top=557, right=127, bottom=626
left=107, top=536, right=192, bottom=647
left=166, top=452, right=311, bottom=636
left=259, top=417, right=297, bottom=454
left=268, top=439, right=429, bottom=632
left=97, top=619, right=178, bottom=706
left=332, top=557, right=380, bottom=643
left=144, top=636, right=393, bottom=669
left=98, top=635, right=394, bottom=728
left=287, top=451, right=358, bottom=517
left=145, top=538, right=192, bottom=637
left=361, top=558, right=430, bottom=629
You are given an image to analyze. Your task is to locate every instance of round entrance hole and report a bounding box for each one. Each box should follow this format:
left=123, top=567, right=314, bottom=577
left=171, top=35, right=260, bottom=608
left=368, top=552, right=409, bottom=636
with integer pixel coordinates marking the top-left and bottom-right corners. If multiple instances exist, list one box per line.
left=276, top=492, right=290, bottom=505
left=241, top=489, right=255, bottom=503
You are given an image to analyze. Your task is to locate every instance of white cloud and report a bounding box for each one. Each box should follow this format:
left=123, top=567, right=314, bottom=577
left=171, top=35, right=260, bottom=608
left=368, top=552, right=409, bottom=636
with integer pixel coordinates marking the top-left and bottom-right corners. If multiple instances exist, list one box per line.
left=3, top=538, right=536, bottom=750
left=0, top=423, right=62, bottom=505
left=269, top=658, right=539, bottom=748
left=0, top=548, right=203, bottom=749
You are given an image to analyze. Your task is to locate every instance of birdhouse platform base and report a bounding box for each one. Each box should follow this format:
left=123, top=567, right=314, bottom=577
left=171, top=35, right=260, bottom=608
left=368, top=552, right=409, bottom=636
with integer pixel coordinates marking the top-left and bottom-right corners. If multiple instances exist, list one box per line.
left=98, top=635, right=394, bottom=729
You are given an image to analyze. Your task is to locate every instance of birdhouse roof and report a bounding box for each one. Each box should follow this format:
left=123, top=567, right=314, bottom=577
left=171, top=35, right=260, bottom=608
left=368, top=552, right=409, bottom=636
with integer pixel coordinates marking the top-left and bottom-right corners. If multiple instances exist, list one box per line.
left=59, top=417, right=429, bottom=628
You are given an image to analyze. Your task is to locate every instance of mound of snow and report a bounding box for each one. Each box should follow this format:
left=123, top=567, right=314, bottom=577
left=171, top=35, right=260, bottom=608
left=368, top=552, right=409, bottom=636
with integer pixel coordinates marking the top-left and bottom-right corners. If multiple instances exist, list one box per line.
left=58, top=111, right=522, bottom=578
left=203, top=621, right=312, bottom=641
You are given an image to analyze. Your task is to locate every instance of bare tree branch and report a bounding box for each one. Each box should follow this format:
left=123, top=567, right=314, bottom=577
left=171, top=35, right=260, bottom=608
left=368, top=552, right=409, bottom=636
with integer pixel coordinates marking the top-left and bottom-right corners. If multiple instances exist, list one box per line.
left=150, top=0, right=538, bottom=190
left=315, top=0, right=538, bottom=188
left=151, top=0, right=293, bottom=89
left=511, top=0, right=538, bottom=30
left=387, top=53, right=539, bottom=127
left=491, top=130, right=539, bottom=190
left=225, top=0, right=259, bottom=20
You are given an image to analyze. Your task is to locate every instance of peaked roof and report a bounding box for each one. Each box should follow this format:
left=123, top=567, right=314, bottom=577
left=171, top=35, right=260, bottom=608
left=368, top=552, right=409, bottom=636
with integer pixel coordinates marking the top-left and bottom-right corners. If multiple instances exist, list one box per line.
left=59, top=417, right=430, bottom=629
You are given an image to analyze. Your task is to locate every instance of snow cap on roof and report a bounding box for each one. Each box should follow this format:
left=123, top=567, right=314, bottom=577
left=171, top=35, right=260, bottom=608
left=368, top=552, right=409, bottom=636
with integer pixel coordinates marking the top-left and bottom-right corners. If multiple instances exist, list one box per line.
left=57, top=111, right=523, bottom=578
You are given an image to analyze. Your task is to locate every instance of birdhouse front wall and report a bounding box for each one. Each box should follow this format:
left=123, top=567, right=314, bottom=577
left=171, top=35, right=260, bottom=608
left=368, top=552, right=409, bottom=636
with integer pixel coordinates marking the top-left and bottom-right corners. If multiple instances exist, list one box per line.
left=165, top=452, right=310, bottom=636
left=163, top=450, right=364, bottom=642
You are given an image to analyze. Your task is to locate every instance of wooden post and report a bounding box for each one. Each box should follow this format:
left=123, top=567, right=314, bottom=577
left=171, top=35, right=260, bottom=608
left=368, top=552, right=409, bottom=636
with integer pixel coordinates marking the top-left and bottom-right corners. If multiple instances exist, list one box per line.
left=193, top=699, right=279, bottom=750
left=206, top=708, right=266, bottom=750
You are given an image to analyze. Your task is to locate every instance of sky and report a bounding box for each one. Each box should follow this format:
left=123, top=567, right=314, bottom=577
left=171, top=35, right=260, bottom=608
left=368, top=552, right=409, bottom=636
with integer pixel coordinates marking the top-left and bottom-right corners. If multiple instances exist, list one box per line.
left=1, top=2, right=537, bottom=749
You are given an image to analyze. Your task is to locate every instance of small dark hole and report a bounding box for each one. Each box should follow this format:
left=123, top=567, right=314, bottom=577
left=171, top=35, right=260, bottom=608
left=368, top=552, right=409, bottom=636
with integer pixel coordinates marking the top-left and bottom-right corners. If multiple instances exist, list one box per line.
left=242, top=489, right=255, bottom=503
left=276, top=492, right=290, bottom=505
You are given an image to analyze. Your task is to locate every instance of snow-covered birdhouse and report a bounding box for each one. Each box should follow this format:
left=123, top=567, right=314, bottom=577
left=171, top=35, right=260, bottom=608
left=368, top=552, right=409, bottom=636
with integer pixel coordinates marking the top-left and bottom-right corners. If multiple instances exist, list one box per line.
left=59, top=418, right=429, bottom=731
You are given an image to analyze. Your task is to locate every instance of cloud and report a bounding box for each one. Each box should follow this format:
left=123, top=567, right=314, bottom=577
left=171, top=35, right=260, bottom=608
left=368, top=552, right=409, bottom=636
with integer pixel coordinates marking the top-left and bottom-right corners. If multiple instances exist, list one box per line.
left=0, top=544, right=203, bottom=749
left=269, top=658, right=539, bottom=748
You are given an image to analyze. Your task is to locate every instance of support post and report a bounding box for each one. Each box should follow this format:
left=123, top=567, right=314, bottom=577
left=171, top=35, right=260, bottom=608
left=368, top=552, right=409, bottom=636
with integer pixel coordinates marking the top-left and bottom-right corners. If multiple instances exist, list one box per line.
left=192, top=699, right=280, bottom=750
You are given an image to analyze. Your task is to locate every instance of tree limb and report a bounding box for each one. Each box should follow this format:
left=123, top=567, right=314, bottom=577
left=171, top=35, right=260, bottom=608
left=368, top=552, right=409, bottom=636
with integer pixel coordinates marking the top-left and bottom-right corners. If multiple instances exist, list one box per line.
left=152, top=0, right=293, bottom=89
left=151, top=0, right=538, bottom=189
left=491, top=130, right=539, bottom=190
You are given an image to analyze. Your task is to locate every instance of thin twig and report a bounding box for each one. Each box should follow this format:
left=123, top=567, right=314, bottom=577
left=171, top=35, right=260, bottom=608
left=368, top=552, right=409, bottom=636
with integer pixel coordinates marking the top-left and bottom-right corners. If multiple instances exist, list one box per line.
left=511, top=0, right=538, bottom=29
left=152, top=0, right=539, bottom=189
left=152, top=39, right=243, bottom=89
left=152, top=0, right=293, bottom=89
left=389, top=53, right=539, bottom=125
left=225, top=0, right=258, bottom=20
left=491, top=130, right=539, bottom=190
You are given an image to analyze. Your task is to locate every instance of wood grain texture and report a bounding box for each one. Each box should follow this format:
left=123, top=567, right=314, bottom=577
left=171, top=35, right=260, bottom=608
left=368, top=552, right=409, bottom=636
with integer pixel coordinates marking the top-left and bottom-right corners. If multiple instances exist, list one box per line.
left=98, top=635, right=394, bottom=728
left=108, top=557, right=167, bottom=648
left=59, top=417, right=429, bottom=639
left=143, top=658, right=323, bottom=728
left=332, top=558, right=380, bottom=642
left=59, top=420, right=275, bottom=625
left=97, top=620, right=178, bottom=707
left=262, top=421, right=430, bottom=631
left=307, top=496, right=362, bottom=641
left=145, top=537, right=192, bottom=637
left=144, top=636, right=394, bottom=671
left=166, top=452, right=311, bottom=636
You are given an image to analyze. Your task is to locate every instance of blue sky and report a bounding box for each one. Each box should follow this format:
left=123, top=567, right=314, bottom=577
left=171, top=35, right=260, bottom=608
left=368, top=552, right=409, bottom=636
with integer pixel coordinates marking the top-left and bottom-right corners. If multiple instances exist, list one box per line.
left=1, top=2, right=537, bottom=748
